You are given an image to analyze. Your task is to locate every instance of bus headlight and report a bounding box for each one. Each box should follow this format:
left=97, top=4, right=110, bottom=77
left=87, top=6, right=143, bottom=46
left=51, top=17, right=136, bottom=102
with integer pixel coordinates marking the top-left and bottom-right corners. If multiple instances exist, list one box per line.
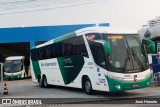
left=115, top=85, right=121, bottom=89
left=146, top=71, right=151, bottom=77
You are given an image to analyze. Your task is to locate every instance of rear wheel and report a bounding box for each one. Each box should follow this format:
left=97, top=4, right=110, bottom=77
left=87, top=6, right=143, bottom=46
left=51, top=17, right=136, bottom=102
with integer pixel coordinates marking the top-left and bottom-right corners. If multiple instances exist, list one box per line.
left=39, top=77, right=44, bottom=88
left=84, top=78, right=93, bottom=95
left=43, top=76, right=48, bottom=88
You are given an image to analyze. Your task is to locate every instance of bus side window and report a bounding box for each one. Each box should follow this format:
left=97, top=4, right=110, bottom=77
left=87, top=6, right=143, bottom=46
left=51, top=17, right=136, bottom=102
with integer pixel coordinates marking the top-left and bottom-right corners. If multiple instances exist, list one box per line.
left=46, top=44, right=55, bottom=59
left=73, top=36, right=88, bottom=58
left=63, top=38, right=73, bottom=56
left=91, top=43, right=106, bottom=69
left=85, top=33, right=101, bottom=41
left=54, top=42, right=63, bottom=57
left=46, top=45, right=51, bottom=59
left=39, top=47, right=47, bottom=60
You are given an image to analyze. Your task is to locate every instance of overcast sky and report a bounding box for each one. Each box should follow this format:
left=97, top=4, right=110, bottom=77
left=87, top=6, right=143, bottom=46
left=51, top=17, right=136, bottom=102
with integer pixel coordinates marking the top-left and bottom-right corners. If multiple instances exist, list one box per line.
left=0, top=0, right=160, bottom=30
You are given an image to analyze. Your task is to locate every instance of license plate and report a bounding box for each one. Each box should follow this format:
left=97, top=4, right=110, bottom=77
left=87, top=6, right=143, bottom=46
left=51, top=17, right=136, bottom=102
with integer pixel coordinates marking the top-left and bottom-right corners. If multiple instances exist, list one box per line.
left=132, top=84, right=139, bottom=87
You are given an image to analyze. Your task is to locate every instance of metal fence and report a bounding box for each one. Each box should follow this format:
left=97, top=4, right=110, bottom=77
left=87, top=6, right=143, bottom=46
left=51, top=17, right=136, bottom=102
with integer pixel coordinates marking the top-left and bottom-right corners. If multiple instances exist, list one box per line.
left=152, top=72, right=160, bottom=83
left=150, top=54, right=160, bottom=84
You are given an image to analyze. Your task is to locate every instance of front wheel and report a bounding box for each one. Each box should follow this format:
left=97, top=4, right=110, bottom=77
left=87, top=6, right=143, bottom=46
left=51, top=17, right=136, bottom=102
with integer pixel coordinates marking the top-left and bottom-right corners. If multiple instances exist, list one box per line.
left=84, top=78, right=93, bottom=95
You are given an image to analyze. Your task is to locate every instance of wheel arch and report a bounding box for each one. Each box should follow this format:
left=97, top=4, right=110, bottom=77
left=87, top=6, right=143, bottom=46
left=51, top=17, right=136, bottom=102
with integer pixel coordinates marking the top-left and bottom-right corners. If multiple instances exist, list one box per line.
left=81, top=75, right=91, bottom=89
left=42, top=74, right=46, bottom=79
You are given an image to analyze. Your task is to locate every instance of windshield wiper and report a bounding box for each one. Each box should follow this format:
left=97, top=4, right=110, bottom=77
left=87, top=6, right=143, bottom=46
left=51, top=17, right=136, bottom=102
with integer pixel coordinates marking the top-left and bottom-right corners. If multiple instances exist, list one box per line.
left=123, top=49, right=130, bottom=73
left=132, top=48, right=145, bottom=70
left=123, top=56, right=128, bottom=73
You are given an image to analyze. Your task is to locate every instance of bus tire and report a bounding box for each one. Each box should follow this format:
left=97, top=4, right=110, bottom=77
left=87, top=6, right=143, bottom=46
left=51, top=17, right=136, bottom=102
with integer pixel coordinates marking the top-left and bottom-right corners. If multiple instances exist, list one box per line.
left=84, top=78, right=93, bottom=95
left=39, top=77, right=44, bottom=88
left=43, top=76, right=48, bottom=88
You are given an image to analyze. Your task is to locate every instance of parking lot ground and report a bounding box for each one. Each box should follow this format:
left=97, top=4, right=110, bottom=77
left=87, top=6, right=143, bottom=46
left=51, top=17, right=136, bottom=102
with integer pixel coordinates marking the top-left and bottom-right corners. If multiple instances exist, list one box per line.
left=1, top=78, right=160, bottom=98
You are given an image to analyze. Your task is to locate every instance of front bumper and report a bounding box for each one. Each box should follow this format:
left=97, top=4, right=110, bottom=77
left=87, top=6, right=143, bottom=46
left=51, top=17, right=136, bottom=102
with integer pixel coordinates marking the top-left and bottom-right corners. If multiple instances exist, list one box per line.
left=4, top=73, right=22, bottom=79
left=105, top=76, right=151, bottom=92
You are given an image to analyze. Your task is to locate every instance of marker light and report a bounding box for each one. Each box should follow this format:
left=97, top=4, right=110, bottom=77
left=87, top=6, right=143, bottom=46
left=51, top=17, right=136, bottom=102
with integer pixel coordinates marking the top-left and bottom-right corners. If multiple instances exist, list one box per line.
left=107, top=36, right=123, bottom=39
left=146, top=71, right=151, bottom=77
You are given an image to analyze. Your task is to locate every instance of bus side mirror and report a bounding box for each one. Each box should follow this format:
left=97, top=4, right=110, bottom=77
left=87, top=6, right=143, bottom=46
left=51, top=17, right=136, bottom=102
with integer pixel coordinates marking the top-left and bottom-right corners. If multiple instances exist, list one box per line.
left=93, top=40, right=110, bottom=56
left=19, top=62, right=23, bottom=66
left=142, top=38, right=156, bottom=54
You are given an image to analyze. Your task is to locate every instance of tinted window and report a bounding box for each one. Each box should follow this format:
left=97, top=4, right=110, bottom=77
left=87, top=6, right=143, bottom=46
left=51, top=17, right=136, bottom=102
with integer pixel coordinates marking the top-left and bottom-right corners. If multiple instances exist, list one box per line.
left=39, top=47, right=47, bottom=60
left=62, top=36, right=88, bottom=57
left=63, top=39, right=73, bottom=56
left=31, top=36, right=88, bottom=60
left=46, top=45, right=55, bottom=59
left=85, top=33, right=101, bottom=41
left=72, top=36, right=88, bottom=57
left=90, top=42, right=106, bottom=69
left=54, top=42, right=63, bottom=57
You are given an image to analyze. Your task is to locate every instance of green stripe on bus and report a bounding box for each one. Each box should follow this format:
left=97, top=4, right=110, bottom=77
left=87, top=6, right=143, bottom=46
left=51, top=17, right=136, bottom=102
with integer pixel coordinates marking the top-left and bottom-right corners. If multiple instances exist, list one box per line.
left=57, top=55, right=85, bottom=85
left=32, top=61, right=41, bottom=79
left=5, top=73, right=22, bottom=79
left=105, top=76, right=151, bottom=92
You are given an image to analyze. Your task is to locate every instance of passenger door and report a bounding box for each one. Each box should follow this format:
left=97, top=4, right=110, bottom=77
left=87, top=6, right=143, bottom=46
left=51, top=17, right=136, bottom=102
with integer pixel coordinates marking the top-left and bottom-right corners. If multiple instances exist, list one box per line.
left=91, top=42, right=108, bottom=91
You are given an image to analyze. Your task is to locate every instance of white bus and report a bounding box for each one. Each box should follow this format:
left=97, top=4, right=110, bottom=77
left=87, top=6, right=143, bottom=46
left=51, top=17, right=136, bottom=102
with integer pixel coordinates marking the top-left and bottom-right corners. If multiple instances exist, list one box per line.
left=4, top=56, right=31, bottom=80
left=30, top=26, right=155, bottom=94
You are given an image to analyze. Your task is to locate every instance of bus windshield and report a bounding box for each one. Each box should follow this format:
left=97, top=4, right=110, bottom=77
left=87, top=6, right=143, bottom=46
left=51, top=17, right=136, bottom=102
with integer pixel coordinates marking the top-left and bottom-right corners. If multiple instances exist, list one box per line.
left=4, top=60, right=22, bottom=73
left=86, top=33, right=149, bottom=73
left=104, top=34, right=149, bottom=73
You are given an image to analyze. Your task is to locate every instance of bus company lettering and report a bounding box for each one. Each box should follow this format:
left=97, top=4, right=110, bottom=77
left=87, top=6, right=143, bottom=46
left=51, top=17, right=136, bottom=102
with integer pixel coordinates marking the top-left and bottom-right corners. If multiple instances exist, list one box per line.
left=41, top=62, right=56, bottom=67
left=64, top=58, right=73, bottom=64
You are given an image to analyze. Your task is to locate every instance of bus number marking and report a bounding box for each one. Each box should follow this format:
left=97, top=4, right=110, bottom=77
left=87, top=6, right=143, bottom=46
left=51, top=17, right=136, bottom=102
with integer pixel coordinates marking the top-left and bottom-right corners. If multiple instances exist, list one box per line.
left=87, top=62, right=93, bottom=65
left=124, top=75, right=131, bottom=77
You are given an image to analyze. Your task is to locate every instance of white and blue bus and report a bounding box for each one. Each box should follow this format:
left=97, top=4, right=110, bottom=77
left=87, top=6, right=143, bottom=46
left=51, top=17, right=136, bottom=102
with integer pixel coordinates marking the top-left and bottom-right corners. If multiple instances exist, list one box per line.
left=30, top=26, right=155, bottom=94
left=4, top=56, right=31, bottom=80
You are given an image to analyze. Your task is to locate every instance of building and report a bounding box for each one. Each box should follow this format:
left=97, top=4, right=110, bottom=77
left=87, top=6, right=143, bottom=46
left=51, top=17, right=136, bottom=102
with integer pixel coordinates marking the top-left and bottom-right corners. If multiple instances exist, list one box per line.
left=0, top=23, right=109, bottom=61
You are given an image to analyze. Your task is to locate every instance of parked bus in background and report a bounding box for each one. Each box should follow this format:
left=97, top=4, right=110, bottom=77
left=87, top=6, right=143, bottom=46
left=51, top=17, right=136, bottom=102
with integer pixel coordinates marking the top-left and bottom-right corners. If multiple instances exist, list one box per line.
left=31, top=26, right=155, bottom=95
left=4, top=56, right=31, bottom=80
